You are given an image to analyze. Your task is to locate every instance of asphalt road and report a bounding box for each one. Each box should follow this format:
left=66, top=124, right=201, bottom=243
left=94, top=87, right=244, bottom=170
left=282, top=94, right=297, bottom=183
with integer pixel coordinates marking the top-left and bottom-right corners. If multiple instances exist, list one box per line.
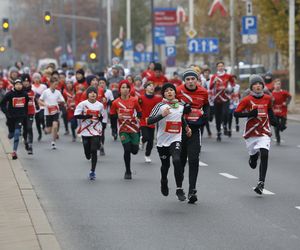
left=13, top=119, right=300, bottom=250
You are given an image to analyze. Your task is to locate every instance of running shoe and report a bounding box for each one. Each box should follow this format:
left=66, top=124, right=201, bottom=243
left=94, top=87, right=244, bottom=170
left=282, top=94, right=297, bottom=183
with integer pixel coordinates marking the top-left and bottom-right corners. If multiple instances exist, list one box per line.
left=228, top=130, right=232, bottom=137
left=24, top=142, right=29, bottom=151
left=217, top=132, right=222, bottom=142
left=89, top=171, right=96, bottom=180
left=8, top=132, right=14, bottom=139
left=27, top=146, right=33, bottom=155
left=124, top=172, right=132, bottom=180
left=51, top=142, right=56, bottom=150
left=236, top=125, right=240, bottom=132
left=145, top=156, right=152, bottom=163
left=176, top=188, right=186, bottom=201
left=100, top=146, right=105, bottom=156
left=254, top=181, right=264, bottom=195
left=37, top=134, right=42, bottom=141
left=188, top=189, right=198, bottom=204
left=160, top=179, right=169, bottom=196
left=248, top=152, right=259, bottom=169
left=11, top=151, right=18, bottom=160
left=64, top=131, right=70, bottom=135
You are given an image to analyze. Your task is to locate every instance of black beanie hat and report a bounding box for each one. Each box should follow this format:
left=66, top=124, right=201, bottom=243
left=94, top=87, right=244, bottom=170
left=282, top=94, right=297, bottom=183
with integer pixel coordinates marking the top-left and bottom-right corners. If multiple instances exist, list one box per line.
left=20, top=73, right=31, bottom=83
left=86, top=75, right=97, bottom=85
left=98, top=76, right=107, bottom=84
left=154, top=63, right=162, bottom=71
left=86, top=86, right=98, bottom=97
left=76, top=68, right=85, bottom=76
left=182, top=68, right=199, bottom=81
left=161, top=83, right=176, bottom=96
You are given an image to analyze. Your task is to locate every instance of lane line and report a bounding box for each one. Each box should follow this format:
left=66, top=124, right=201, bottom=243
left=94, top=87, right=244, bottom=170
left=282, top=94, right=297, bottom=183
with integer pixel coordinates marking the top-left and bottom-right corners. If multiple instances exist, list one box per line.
left=297, top=145, right=300, bottom=148
left=252, top=188, right=275, bottom=195
left=199, top=161, right=208, bottom=167
left=219, top=173, right=238, bottom=179
left=295, top=206, right=300, bottom=210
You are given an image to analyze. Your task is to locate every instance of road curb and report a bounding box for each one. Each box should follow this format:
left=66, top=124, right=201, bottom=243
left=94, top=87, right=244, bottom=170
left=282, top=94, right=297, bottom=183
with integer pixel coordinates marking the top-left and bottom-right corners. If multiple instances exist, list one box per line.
left=0, top=127, right=61, bottom=250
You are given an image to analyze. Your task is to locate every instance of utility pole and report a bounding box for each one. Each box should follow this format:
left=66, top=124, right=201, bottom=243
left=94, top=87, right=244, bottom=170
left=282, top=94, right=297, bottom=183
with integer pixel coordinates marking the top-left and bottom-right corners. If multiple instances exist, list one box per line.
left=151, top=0, right=155, bottom=61
left=188, top=0, right=194, bottom=66
left=107, top=0, right=112, bottom=65
left=126, top=0, right=134, bottom=69
left=59, top=0, right=67, bottom=59
left=289, top=0, right=295, bottom=109
left=98, top=0, right=104, bottom=70
left=72, top=0, right=77, bottom=61
left=230, top=0, right=235, bottom=75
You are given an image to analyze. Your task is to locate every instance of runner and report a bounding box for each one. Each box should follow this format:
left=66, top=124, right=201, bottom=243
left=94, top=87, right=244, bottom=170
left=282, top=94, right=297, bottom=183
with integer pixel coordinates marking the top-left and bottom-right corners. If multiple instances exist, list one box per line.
left=147, top=63, right=168, bottom=93
left=176, top=68, right=209, bottom=203
left=21, top=74, right=36, bottom=154
left=74, top=86, right=105, bottom=180
left=141, top=62, right=155, bottom=79
left=147, top=83, right=191, bottom=201
left=39, top=76, right=65, bottom=149
left=209, top=61, right=234, bottom=141
left=110, top=80, right=142, bottom=179
left=139, top=81, right=162, bottom=163
left=31, top=72, right=47, bottom=141
left=227, top=75, right=240, bottom=136
left=234, top=75, right=277, bottom=195
left=271, top=78, right=292, bottom=145
left=169, top=72, right=183, bottom=87
left=0, top=79, right=29, bottom=159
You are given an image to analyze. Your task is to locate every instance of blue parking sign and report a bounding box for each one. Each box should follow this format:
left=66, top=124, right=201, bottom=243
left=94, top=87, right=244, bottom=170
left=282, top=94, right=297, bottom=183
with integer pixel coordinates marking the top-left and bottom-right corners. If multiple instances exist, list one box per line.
left=165, top=46, right=176, bottom=57
left=242, top=16, right=257, bottom=35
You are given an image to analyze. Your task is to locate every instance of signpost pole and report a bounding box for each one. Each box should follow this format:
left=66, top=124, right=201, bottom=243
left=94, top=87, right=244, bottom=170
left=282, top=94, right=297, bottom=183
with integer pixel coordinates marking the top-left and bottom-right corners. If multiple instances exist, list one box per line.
left=188, top=0, right=194, bottom=65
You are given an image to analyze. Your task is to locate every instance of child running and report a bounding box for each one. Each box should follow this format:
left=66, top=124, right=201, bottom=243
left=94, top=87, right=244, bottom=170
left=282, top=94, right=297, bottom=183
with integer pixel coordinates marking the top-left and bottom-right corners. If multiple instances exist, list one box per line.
left=74, top=86, right=105, bottom=180
left=147, top=83, right=191, bottom=201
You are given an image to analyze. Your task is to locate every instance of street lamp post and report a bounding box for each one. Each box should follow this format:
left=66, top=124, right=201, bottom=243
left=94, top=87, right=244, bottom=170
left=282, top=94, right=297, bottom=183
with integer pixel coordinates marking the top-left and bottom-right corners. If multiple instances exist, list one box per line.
left=289, top=0, right=295, bottom=109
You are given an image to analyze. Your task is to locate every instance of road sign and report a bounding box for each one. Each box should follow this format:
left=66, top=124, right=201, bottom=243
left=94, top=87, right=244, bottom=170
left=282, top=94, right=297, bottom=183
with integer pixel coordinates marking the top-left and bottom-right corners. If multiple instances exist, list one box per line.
left=154, top=8, right=177, bottom=26
left=164, top=36, right=176, bottom=46
left=165, top=46, right=176, bottom=57
left=135, top=43, right=145, bottom=52
left=154, top=26, right=179, bottom=45
left=186, top=28, right=197, bottom=38
left=242, top=16, right=257, bottom=44
left=187, top=38, right=219, bottom=54
left=124, top=39, right=133, bottom=51
left=134, top=52, right=159, bottom=63
left=113, top=47, right=122, bottom=57
left=112, top=38, right=123, bottom=49
left=245, top=1, right=253, bottom=16
left=90, top=31, right=98, bottom=39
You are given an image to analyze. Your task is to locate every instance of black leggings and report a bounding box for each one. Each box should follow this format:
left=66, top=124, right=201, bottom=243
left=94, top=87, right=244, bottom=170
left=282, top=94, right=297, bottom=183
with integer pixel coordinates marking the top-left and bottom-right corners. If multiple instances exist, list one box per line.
left=101, top=123, right=107, bottom=145
left=82, top=136, right=100, bottom=172
left=214, top=101, right=229, bottom=134
left=61, top=106, right=69, bottom=132
left=141, top=126, right=155, bottom=156
left=70, top=117, right=78, bottom=139
left=23, top=115, right=34, bottom=145
left=35, top=110, right=45, bottom=136
left=274, top=116, right=287, bottom=143
left=157, top=141, right=183, bottom=188
left=259, top=148, right=269, bottom=182
left=181, top=129, right=201, bottom=192
left=122, top=142, right=139, bottom=173
left=228, top=110, right=239, bottom=131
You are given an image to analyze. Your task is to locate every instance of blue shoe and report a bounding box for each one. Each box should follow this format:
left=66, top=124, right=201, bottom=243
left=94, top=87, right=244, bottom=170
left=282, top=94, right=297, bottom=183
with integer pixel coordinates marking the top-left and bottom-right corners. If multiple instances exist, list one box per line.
left=89, top=171, right=96, bottom=180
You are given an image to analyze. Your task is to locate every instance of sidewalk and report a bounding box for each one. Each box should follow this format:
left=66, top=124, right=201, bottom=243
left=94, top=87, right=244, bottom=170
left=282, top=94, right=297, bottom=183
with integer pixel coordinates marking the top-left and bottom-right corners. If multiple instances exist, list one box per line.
left=0, top=123, right=61, bottom=250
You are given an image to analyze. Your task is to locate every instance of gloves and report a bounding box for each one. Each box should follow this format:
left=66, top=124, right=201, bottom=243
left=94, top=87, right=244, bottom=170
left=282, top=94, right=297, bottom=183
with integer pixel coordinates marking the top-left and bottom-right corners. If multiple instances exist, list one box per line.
left=183, top=103, right=191, bottom=114
left=248, top=109, right=258, bottom=118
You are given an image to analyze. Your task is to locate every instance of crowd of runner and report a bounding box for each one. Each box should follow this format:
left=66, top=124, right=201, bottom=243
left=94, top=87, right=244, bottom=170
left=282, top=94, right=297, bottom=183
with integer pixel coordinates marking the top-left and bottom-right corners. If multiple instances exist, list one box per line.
left=0, top=59, right=292, bottom=201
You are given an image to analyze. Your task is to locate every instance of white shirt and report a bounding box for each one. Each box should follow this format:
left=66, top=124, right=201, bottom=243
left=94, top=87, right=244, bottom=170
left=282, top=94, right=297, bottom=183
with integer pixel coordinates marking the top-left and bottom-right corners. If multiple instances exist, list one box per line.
left=74, top=100, right=105, bottom=137
left=102, top=89, right=114, bottom=123
left=32, top=84, right=48, bottom=110
left=40, top=88, right=65, bottom=115
left=150, top=102, right=184, bottom=147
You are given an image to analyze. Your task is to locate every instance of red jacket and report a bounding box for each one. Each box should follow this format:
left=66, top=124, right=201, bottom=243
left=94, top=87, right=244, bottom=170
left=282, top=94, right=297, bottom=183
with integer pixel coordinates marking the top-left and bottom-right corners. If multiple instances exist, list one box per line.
left=209, top=73, right=234, bottom=103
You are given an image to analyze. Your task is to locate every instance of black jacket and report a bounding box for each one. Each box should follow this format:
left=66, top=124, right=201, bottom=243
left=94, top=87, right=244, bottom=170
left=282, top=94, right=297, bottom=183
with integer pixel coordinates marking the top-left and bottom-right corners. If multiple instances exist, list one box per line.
left=0, top=89, right=29, bottom=118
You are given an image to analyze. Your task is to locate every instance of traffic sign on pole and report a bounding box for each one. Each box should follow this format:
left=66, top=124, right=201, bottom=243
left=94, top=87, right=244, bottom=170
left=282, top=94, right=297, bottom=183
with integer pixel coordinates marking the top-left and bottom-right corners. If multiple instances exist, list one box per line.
left=242, top=16, right=257, bottom=44
left=187, top=38, right=219, bottom=54
left=165, top=46, right=176, bottom=57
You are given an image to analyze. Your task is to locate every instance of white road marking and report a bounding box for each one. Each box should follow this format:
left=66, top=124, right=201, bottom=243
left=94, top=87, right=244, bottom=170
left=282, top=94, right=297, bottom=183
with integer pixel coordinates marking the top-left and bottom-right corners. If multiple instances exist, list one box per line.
left=297, top=145, right=300, bottom=148
left=272, top=139, right=285, bottom=143
left=219, top=173, right=238, bottom=179
left=295, top=206, right=300, bottom=210
left=199, top=161, right=208, bottom=167
left=252, top=188, right=275, bottom=195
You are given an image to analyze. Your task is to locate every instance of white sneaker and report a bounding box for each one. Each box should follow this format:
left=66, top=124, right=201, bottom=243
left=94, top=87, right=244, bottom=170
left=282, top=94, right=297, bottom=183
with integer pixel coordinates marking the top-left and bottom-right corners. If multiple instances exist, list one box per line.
left=51, top=142, right=56, bottom=150
left=145, top=156, right=151, bottom=163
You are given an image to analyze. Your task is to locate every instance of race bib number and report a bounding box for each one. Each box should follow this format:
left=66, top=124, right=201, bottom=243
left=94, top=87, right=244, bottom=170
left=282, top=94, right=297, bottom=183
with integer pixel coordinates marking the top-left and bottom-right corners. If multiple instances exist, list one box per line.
left=86, top=109, right=100, bottom=120
left=12, top=97, right=26, bottom=108
left=119, top=108, right=134, bottom=120
left=252, top=104, right=267, bottom=118
left=165, top=121, right=182, bottom=134
left=185, top=108, right=203, bottom=121
left=273, top=104, right=282, bottom=115
left=47, top=105, right=59, bottom=115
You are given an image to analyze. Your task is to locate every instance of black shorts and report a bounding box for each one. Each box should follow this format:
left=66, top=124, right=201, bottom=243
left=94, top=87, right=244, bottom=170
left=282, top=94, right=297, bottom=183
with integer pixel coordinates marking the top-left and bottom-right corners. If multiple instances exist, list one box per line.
left=46, top=113, right=59, bottom=127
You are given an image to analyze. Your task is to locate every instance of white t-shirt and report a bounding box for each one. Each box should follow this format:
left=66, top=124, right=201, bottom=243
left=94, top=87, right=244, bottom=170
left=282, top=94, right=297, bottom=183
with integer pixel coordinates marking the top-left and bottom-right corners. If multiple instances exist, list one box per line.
left=103, top=89, right=114, bottom=123
left=74, top=100, right=105, bottom=137
left=40, top=88, right=65, bottom=115
left=150, top=102, right=184, bottom=147
left=32, top=84, right=48, bottom=110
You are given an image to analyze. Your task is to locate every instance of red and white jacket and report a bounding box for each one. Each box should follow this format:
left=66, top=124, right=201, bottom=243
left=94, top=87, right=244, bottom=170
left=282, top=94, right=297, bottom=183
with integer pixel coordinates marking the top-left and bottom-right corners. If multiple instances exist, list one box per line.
left=272, top=90, right=291, bottom=118
left=209, top=72, right=234, bottom=103
left=235, top=94, right=272, bottom=139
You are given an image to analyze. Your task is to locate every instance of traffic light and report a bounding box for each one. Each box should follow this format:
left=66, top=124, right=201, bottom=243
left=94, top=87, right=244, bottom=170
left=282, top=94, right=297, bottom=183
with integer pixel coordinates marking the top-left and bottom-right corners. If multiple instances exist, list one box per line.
left=2, top=18, right=9, bottom=32
left=89, top=51, right=97, bottom=61
left=44, top=11, right=51, bottom=24
left=0, top=45, right=6, bottom=53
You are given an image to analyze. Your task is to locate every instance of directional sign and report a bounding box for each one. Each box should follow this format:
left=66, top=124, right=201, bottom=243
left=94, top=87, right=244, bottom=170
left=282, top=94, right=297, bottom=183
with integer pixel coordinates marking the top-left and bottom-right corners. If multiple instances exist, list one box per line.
left=165, top=46, right=176, bottom=57
left=242, top=16, right=257, bottom=44
left=187, top=38, right=219, bottom=54
left=134, top=52, right=159, bottom=63
left=154, top=8, right=177, bottom=26
left=154, top=26, right=179, bottom=45
left=124, top=39, right=133, bottom=51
